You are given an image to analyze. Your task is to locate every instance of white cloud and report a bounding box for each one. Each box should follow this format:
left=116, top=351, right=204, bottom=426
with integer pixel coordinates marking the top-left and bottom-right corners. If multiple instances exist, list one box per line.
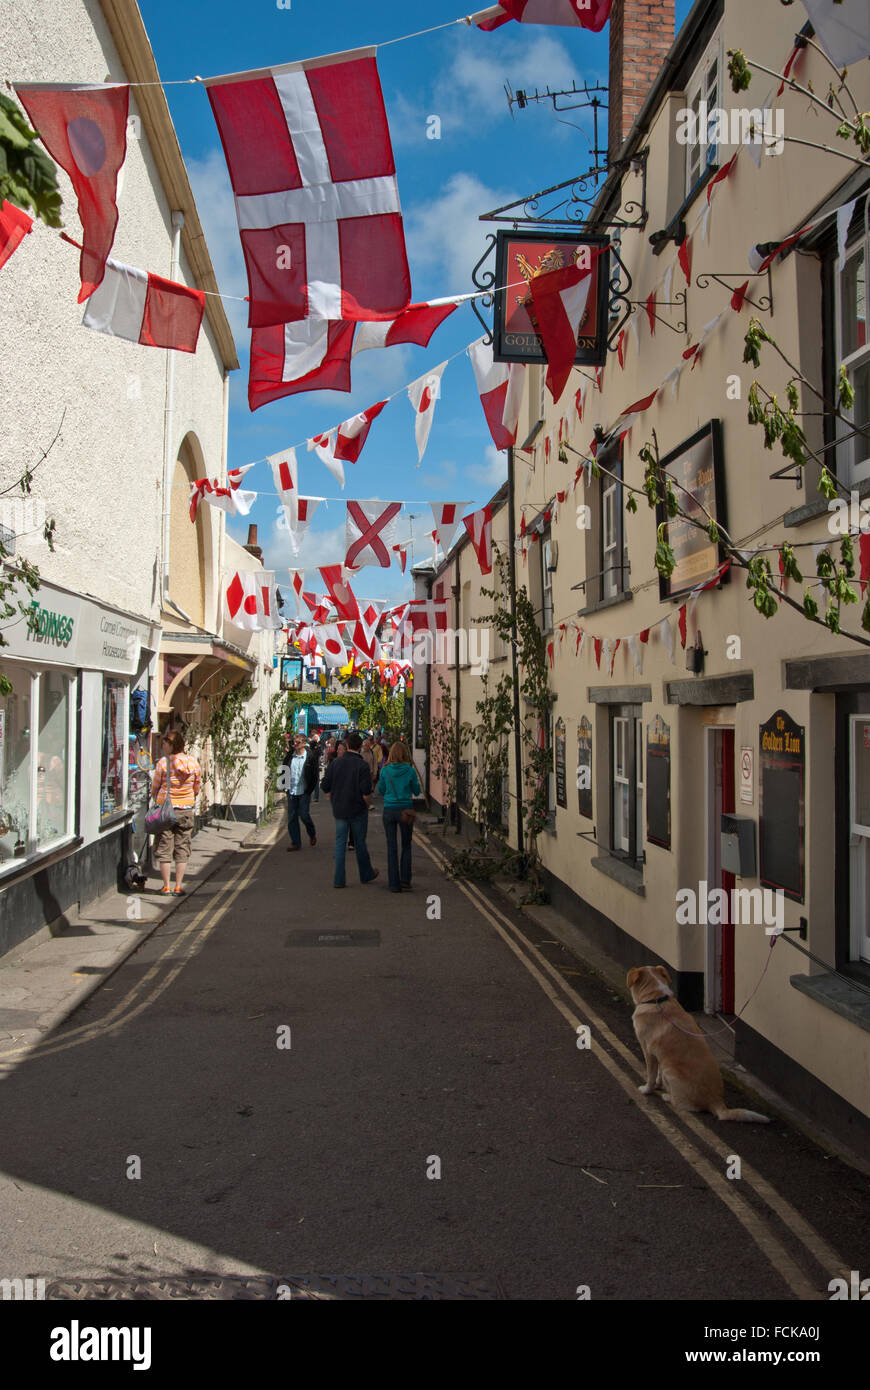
left=404, top=172, right=517, bottom=294
left=467, top=444, right=507, bottom=493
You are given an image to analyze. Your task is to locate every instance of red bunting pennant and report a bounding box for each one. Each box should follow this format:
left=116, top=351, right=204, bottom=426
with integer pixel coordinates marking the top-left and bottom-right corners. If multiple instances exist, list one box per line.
left=678, top=605, right=687, bottom=648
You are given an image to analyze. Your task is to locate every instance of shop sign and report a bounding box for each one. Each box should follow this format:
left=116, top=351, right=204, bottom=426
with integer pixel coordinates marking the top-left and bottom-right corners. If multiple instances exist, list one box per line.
left=554, top=717, right=567, bottom=809
left=759, top=709, right=805, bottom=902
left=577, top=716, right=592, bottom=819
left=492, top=231, right=610, bottom=368
left=1, top=576, right=152, bottom=675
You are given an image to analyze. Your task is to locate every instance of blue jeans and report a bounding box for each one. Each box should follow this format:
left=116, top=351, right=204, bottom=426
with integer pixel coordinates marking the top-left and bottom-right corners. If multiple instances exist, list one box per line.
left=334, top=811, right=375, bottom=886
left=287, top=792, right=315, bottom=848
left=382, top=806, right=413, bottom=890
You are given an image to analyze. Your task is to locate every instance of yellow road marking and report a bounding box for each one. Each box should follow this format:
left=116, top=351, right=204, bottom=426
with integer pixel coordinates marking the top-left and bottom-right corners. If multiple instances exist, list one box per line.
left=420, top=835, right=846, bottom=1299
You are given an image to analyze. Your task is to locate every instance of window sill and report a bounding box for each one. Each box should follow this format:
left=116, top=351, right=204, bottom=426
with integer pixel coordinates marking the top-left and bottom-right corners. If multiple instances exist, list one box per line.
left=790, top=971, right=870, bottom=1035
left=99, top=809, right=133, bottom=832
left=659, top=162, right=719, bottom=254
left=0, top=836, right=84, bottom=889
left=784, top=475, right=870, bottom=529
left=591, top=854, right=645, bottom=896
left=576, top=591, right=633, bottom=618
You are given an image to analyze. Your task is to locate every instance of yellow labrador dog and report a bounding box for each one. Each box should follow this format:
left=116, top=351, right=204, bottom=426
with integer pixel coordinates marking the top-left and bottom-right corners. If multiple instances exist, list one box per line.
left=627, top=965, right=769, bottom=1123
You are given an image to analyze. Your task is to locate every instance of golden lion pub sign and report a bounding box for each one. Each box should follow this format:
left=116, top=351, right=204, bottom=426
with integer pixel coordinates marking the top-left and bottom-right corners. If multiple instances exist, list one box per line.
left=492, top=230, right=610, bottom=368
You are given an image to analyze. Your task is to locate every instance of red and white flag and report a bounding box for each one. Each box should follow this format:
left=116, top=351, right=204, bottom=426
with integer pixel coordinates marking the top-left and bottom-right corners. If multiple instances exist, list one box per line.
left=81, top=257, right=205, bottom=352
left=15, top=83, right=128, bottom=301
left=0, top=200, right=33, bottom=272
left=799, top=0, right=870, bottom=67
left=352, top=298, right=464, bottom=355
left=190, top=463, right=258, bottom=522
left=308, top=430, right=346, bottom=488
left=334, top=400, right=387, bottom=464
left=318, top=565, right=360, bottom=622
left=473, top=1, right=613, bottom=31
left=288, top=569, right=305, bottom=615
left=205, top=49, right=410, bottom=327
left=345, top=500, right=402, bottom=569
left=352, top=600, right=383, bottom=661
left=269, top=448, right=298, bottom=530
left=314, top=624, right=349, bottom=668
left=225, top=569, right=282, bottom=630
left=248, top=318, right=354, bottom=411
left=463, top=506, right=494, bottom=576
left=430, top=502, right=471, bottom=558
left=408, top=362, right=447, bottom=464
left=619, top=390, right=659, bottom=432
left=529, top=256, right=597, bottom=403
left=287, top=497, right=322, bottom=556
left=468, top=337, right=526, bottom=451
left=392, top=544, right=408, bottom=573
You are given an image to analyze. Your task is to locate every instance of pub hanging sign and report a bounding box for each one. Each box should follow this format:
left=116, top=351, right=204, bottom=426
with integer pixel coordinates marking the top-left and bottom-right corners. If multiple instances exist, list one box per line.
left=759, top=709, right=805, bottom=902
left=492, top=230, right=610, bottom=368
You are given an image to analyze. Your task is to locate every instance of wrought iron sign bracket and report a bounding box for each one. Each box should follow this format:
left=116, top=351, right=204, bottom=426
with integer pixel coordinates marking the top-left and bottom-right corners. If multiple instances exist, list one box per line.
left=769, top=459, right=804, bottom=488
left=695, top=268, right=774, bottom=315
left=470, top=233, right=499, bottom=345
left=607, top=238, right=634, bottom=347
left=626, top=289, right=688, bottom=335
left=477, top=148, right=649, bottom=232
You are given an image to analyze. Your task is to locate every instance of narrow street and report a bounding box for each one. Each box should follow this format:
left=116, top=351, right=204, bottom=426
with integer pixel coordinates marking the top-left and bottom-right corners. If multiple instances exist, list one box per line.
left=0, top=804, right=867, bottom=1304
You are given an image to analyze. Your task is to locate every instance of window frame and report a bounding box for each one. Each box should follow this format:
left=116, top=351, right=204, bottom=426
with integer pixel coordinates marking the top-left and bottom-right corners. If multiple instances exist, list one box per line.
left=598, top=436, right=628, bottom=603
left=835, top=196, right=870, bottom=487
left=0, top=661, right=77, bottom=874
left=684, top=38, right=722, bottom=202
left=609, top=703, right=644, bottom=869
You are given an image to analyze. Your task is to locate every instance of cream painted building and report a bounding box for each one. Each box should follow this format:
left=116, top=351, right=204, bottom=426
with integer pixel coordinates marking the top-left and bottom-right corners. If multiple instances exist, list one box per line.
left=424, top=0, right=870, bottom=1153
left=0, top=0, right=284, bottom=958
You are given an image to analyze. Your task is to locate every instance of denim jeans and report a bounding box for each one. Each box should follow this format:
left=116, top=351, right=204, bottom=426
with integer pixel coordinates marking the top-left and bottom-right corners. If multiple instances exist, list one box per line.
left=333, top=811, right=375, bottom=886
left=382, top=806, right=413, bottom=890
left=287, top=792, right=315, bottom=848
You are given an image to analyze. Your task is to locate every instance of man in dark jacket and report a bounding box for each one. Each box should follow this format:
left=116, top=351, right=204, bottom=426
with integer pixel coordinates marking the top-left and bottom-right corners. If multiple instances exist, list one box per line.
left=320, top=730, right=379, bottom=888
left=280, top=734, right=319, bottom=852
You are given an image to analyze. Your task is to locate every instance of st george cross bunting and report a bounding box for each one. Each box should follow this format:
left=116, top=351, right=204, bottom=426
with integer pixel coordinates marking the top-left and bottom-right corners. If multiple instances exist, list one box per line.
left=205, top=49, right=411, bottom=328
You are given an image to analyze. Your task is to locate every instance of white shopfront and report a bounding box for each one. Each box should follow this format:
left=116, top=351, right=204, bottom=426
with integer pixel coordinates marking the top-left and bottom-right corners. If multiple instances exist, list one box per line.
left=0, top=574, right=160, bottom=880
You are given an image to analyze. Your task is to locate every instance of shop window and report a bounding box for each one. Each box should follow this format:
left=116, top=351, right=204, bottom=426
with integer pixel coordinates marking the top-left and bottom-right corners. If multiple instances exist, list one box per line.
left=610, top=705, right=644, bottom=867
left=100, top=678, right=128, bottom=822
left=1, top=665, right=74, bottom=869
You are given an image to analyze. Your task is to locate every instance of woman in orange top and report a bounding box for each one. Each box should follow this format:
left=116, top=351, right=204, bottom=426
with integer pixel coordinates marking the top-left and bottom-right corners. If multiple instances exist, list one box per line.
left=151, top=730, right=202, bottom=895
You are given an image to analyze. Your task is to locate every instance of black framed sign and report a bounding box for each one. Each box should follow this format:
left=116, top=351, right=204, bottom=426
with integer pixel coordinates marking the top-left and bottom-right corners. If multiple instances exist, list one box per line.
left=492, top=230, right=610, bottom=368
left=759, top=709, right=805, bottom=902
left=414, top=692, right=427, bottom=750
left=656, top=419, right=728, bottom=601
left=280, top=656, right=303, bottom=691
left=555, top=717, right=567, bottom=809
left=646, top=715, right=671, bottom=850
left=577, top=716, right=592, bottom=819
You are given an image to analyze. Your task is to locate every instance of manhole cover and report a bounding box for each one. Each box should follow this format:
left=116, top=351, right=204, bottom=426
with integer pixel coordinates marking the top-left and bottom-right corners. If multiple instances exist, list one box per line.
left=285, top=930, right=381, bottom=948
left=44, top=1273, right=504, bottom=1300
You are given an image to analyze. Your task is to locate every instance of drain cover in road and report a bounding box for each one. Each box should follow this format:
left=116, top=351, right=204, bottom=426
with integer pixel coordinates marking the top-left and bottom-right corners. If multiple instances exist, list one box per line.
left=45, top=1273, right=503, bottom=1299
left=285, top=930, right=381, bottom=947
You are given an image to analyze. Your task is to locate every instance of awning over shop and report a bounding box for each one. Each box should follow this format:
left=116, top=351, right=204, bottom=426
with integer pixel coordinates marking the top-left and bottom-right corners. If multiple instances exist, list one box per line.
left=309, top=704, right=351, bottom=726
left=158, top=632, right=255, bottom=712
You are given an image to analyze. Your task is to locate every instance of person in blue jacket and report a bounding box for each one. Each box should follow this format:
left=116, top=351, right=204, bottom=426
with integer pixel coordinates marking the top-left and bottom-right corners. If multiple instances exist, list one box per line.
left=378, top=742, right=422, bottom=893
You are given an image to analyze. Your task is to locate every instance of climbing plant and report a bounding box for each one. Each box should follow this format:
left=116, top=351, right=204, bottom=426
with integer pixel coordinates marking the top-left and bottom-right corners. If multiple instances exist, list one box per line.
left=207, top=680, right=266, bottom=820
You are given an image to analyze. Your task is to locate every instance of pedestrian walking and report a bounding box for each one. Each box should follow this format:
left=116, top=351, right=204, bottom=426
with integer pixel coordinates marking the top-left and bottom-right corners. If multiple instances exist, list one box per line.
left=320, top=730, right=379, bottom=888
left=308, top=735, right=322, bottom=802
left=377, top=742, right=422, bottom=893
left=151, top=731, right=202, bottom=895
left=361, top=734, right=379, bottom=786
left=281, top=734, right=319, bottom=851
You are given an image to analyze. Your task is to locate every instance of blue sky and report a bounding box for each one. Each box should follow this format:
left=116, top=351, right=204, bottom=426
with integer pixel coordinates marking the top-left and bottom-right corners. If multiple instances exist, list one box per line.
left=137, top=0, right=695, bottom=612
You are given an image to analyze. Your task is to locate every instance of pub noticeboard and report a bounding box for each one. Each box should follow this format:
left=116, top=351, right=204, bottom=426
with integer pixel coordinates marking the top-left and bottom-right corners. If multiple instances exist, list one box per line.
left=492, top=230, right=610, bottom=369
left=656, top=420, right=728, bottom=601
left=577, top=716, right=593, bottom=819
left=555, top=717, right=567, bottom=809
left=759, top=709, right=805, bottom=902
left=414, top=692, right=427, bottom=750
left=646, top=715, right=671, bottom=850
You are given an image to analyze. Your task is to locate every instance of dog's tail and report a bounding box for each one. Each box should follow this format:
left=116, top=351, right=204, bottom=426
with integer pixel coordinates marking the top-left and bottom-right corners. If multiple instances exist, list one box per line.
left=714, top=1104, right=770, bottom=1123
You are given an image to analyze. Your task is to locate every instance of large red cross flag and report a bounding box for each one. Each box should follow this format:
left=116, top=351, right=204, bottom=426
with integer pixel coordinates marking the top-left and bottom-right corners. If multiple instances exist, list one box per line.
left=473, top=1, right=613, bottom=31
left=314, top=624, right=349, bottom=669
left=529, top=255, right=599, bottom=403
left=205, top=49, right=411, bottom=328
left=82, top=258, right=205, bottom=352
left=269, top=447, right=298, bottom=529
left=430, top=503, right=471, bottom=558
left=345, top=500, right=402, bottom=569
left=249, top=319, right=354, bottom=411
left=0, top=201, right=33, bottom=272
left=15, top=83, right=128, bottom=301
left=463, top=507, right=494, bottom=576
left=408, top=362, right=447, bottom=464
left=352, top=298, right=465, bottom=356
left=468, top=337, right=526, bottom=450
left=225, top=570, right=282, bottom=630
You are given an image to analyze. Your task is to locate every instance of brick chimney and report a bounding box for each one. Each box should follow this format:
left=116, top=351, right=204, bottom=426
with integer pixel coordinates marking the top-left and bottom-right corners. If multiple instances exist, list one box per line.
left=244, top=523, right=263, bottom=562
left=608, top=0, right=675, bottom=164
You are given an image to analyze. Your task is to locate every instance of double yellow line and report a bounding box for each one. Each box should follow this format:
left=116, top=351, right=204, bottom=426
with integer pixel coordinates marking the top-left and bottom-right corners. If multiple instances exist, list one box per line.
left=419, top=835, right=850, bottom=1301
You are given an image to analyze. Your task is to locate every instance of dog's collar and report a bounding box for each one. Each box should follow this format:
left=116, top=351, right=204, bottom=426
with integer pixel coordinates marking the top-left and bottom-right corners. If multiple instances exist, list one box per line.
left=636, top=994, right=671, bottom=1006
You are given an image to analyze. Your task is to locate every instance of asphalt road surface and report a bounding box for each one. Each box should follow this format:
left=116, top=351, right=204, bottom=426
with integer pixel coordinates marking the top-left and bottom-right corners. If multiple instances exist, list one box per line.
left=0, top=803, right=868, bottom=1304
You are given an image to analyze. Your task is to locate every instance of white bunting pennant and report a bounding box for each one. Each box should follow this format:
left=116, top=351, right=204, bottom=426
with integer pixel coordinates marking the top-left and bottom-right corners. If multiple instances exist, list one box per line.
left=430, top=502, right=471, bottom=558
left=661, top=614, right=676, bottom=664
left=308, top=429, right=345, bottom=488
left=314, top=624, right=349, bottom=669
left=287, top=496, right=322, bottom=556
left=269, top=447, right=298, bottom=530
left=408, top=361, right=446, bottom=465
left=288, top=569, right=304, bottom=615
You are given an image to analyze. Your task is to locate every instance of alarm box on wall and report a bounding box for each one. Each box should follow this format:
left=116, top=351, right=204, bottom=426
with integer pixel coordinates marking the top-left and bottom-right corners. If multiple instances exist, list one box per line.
left=721, top=814, right=756, bottom=878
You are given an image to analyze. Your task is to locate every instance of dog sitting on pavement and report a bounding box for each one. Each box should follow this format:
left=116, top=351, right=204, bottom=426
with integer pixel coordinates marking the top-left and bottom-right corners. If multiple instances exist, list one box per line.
left=627, top=964, right=769, bottom=1123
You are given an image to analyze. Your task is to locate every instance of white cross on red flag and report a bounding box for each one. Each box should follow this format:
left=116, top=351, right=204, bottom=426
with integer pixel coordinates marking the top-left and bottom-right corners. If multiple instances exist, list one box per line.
left=205, top=49, right=411, bottom=328
left=249, top=319, right=354, bottom=411
left=345, top=501, right=402, bottom=570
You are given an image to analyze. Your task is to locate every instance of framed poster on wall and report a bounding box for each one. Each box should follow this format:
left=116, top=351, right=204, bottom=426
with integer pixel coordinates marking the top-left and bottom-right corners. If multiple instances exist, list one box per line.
left=492, top=230, right=610, bottom=368
left=646, top=715, right=671, bottom=850
left=759, top=709, right=805, bottom=902
left=656, top=420, right=728, bottom=601
left=577, top=716, right=592, bottom=819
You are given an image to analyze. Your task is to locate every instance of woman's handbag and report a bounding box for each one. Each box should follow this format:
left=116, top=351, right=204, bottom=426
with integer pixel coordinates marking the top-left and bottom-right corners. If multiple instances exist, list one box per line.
left=400, top=808, right=417, bottom=826
left=145, top=756, right=177, bottom=835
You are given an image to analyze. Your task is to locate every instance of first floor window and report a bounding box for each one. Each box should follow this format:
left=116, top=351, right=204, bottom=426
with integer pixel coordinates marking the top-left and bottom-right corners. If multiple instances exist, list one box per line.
left=611, top=705, right=643, bottom=866
left=100, top=678, right=128, bottom=822
left=836, top=195, right=870, bottom=485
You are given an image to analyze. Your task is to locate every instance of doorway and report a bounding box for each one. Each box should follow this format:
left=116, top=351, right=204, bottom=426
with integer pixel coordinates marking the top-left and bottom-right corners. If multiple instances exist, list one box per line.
left=705, top=725, right=735, bottom=1013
